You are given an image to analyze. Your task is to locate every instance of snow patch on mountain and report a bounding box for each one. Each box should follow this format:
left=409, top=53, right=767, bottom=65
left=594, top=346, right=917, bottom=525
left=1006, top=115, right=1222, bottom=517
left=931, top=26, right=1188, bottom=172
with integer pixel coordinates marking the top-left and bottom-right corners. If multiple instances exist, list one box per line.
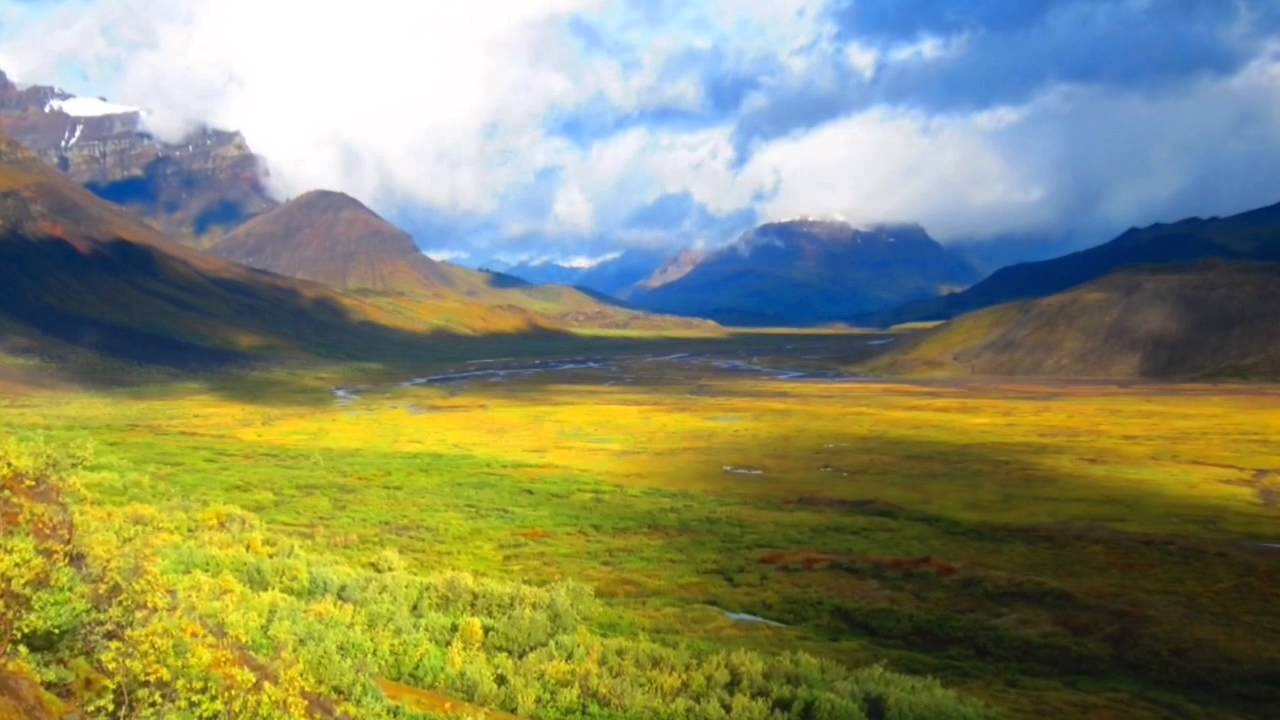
left=422, top=248, right=470, bottom=262
left=62, top=122, right=84, bottom=148
left=45, top=96, right=140, bottom=118
left=562, top=251, right=622, bottom=269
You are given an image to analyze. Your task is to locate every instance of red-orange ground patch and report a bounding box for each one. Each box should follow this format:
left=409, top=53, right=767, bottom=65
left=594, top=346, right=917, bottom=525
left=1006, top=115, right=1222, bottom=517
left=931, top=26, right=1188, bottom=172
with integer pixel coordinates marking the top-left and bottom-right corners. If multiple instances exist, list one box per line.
left=377, top=679, right=522, bottom=719
left=756, top=551, right=959, bottom=577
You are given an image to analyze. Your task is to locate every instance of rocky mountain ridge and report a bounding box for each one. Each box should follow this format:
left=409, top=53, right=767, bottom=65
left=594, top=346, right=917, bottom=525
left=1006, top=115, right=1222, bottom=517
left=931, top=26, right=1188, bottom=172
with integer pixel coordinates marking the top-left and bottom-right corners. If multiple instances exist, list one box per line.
left=0, top=69, right=275, bottom=244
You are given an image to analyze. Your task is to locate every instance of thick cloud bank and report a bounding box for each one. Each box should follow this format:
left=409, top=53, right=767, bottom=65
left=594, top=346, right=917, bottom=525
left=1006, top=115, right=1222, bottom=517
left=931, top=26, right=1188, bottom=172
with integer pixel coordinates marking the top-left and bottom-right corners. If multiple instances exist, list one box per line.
left=1, top=0, right=1278, bottom=261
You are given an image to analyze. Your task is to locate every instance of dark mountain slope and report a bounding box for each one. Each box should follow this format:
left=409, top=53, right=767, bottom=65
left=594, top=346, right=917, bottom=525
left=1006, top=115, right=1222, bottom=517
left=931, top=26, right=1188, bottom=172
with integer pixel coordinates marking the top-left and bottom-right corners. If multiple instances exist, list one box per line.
left=877, top=261, right=1280, bottom=379
left=886, top=201, right=1280, bottom=324
left=631, top=220, right=977, bottom=326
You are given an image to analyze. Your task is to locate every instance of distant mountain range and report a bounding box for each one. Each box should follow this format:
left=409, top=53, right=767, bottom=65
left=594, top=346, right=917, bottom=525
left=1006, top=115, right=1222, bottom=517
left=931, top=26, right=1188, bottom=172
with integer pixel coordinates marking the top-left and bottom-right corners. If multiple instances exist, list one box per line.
left=209, top=190, right=710, bottom=333
left=494, top=247, right=669, bottom=298
left=500, top=221, right=981, bottom=326
left=627, top=220, right=978, bottom=326
left=0, top=69, right=275, bottom=246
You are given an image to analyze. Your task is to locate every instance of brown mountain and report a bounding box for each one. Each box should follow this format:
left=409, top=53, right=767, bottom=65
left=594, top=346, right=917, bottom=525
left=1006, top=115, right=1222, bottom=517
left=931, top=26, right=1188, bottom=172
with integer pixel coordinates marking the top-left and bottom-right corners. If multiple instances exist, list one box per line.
left=210, top=190, right=456, bottom=295
left=0, top=69, right=276, bottom=245
left=877, top=261, right=1280, bottom=379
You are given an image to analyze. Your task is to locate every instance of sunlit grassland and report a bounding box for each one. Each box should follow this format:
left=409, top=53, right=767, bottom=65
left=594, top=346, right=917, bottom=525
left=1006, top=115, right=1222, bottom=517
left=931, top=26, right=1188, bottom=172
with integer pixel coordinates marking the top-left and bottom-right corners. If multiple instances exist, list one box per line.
left=3, top=353, right=1278, bottom=719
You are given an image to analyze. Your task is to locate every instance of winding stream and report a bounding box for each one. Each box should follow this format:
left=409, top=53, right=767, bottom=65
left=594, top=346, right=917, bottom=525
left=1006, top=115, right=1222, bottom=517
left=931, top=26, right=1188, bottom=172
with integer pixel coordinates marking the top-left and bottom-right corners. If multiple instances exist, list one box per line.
left=331, top=342, right=888, bottom=402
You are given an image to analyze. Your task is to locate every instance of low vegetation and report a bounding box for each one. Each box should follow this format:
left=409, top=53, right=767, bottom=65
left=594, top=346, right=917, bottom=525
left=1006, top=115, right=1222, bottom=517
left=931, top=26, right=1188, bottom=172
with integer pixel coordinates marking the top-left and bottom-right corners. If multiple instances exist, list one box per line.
left=3, top=339, right=1278, bottom=718
left=0, top=435, right=986, bottom=719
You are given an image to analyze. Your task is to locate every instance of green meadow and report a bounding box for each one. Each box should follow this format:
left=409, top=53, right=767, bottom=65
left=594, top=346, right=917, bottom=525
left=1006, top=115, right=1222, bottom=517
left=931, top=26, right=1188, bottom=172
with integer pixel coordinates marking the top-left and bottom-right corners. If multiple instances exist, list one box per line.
left=3, top=336, right=1279, bottom=719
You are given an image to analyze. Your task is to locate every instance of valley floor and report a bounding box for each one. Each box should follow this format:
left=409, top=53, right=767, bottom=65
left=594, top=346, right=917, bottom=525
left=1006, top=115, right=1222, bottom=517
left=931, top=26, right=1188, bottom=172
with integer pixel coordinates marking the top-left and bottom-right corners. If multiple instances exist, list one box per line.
left=3, top=334, right=1279, bottom=718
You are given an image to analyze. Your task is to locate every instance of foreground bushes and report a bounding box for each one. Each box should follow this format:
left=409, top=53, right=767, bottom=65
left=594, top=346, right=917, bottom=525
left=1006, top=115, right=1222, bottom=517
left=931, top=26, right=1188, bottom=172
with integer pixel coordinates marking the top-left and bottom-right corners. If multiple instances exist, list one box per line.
left=0, top=439, right=989, bottom=719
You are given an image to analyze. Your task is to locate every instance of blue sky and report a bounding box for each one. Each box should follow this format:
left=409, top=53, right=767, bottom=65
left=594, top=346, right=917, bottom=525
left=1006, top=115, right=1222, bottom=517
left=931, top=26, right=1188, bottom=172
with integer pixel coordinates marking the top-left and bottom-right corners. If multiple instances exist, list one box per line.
left=2, top=0, right=1280, bottom=266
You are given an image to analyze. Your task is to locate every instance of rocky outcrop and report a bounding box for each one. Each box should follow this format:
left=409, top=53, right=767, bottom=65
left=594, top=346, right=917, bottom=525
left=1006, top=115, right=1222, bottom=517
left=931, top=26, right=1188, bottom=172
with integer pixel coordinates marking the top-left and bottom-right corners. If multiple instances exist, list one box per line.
left=637, top=248, right=709, bottom=290
left=0, top=69, right=276, bottom=245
